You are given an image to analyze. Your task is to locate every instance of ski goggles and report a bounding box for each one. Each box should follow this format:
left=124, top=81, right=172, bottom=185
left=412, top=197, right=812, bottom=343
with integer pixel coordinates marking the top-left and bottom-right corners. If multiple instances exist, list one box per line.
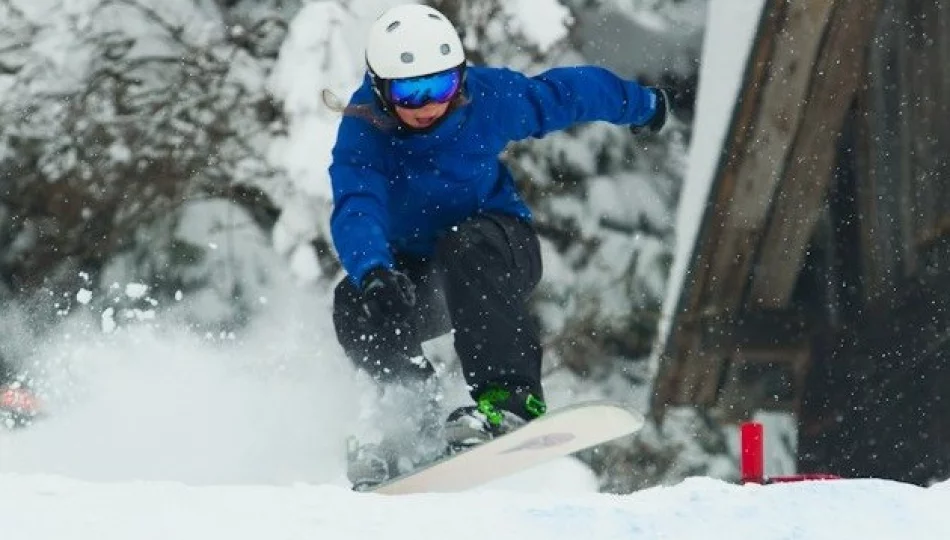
left=386, top=67, right=463, bottom=109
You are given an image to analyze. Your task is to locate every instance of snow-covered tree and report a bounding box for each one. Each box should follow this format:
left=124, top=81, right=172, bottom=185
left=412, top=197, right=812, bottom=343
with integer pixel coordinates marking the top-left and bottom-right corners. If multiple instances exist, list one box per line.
left=0, top=0, right=284, bottom=323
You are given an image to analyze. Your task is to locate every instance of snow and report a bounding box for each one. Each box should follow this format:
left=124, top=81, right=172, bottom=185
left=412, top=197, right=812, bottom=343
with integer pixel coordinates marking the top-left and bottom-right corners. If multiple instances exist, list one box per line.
left=265, top=0, right=408, bottom=277
left=2, top=472, right=949, bottom=539
left=266, top=0, right=410, bottom=201
left=502, top=0, right=572, bottom=53
left=267, top=1, right=361, bottom=201
left=124, top=283, right=149, bottom=299
left=1, top=314, right=355, bottom=486
left=75, top=289, right=93, bottom=305
left=653, top=0, right=767, bottom=367
left=3, top=313, right=945, bottom=537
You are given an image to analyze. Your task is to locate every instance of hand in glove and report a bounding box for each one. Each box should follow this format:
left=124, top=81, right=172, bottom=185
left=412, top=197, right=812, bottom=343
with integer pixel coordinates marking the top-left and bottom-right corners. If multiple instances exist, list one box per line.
left=631, top=87, right=671, bottom=135
left=360, top=267, right=417, bottom=324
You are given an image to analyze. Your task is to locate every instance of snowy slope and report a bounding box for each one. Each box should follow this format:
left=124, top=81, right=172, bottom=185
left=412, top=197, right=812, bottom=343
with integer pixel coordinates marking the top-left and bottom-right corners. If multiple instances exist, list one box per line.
left=3, top=473, right=950, bottom=539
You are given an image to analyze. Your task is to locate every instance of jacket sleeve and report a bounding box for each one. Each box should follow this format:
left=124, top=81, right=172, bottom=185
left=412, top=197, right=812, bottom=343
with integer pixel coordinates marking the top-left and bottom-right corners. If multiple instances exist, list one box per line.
left=328, top=112, right=394, bottom=286
left=494, top=66, right=659, bottom=141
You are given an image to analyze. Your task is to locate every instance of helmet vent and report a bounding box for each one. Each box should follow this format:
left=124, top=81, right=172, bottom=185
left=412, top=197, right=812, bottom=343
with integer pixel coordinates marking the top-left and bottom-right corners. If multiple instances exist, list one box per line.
left=400, top=52, right=414, bottom=63
left=386, top=21, right=400, bottom=32
left=440, top=44, right=451, bottom=55
left=428, top=14, right=441, bottom=20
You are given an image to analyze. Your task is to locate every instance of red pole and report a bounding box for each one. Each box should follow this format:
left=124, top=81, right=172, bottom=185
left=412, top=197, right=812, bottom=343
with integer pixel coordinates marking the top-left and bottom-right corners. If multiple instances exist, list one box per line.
left=740, top=421, right=765, bottom=484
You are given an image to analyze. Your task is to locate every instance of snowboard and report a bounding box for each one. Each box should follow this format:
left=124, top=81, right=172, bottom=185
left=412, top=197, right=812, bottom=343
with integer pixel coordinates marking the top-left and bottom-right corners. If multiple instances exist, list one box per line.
left=368, top=401, right=645, bottom=495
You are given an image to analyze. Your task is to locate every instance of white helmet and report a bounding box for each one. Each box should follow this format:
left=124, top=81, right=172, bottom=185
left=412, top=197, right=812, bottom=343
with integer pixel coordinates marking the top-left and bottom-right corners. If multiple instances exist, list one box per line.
left=365, top=4, right=465, bottom=80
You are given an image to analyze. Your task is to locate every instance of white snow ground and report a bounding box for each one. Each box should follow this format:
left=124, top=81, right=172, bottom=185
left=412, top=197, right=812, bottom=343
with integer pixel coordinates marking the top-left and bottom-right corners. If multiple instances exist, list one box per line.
left=4, top=316, right=945, bottom=539
left=2, top=473, right=950, bottom=539
left=0, top=318, right=946, bottom=537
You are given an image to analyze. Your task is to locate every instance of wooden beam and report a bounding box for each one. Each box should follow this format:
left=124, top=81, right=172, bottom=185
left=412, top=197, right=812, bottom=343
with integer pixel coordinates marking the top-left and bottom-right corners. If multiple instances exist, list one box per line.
left=714, top=342, right=812, bottom=421
left=748, top=0, right=884, bottom=308
left=698, top=0, right=836, bottom=315
left=655, top=1, right=838, bottom=413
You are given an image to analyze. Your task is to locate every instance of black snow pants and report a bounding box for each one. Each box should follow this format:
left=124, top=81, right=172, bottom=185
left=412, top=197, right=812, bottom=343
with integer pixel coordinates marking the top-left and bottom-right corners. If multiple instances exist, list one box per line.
left=333, top=213, right=544, bottom=401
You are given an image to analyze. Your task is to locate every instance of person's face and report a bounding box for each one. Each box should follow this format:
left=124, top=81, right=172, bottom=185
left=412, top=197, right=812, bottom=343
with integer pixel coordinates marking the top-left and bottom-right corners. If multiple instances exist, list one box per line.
left=394, top=101, right=451, bottom=129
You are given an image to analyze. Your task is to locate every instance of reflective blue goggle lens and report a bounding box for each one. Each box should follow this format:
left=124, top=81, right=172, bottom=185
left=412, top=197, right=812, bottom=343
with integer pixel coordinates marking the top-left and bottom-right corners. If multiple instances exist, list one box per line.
left=388, top=68, right=462, bottom=109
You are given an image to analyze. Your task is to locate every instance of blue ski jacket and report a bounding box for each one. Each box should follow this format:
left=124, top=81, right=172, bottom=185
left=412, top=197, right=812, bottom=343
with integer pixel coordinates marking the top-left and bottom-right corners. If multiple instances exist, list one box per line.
left=329, top=65, right=660, bottom=285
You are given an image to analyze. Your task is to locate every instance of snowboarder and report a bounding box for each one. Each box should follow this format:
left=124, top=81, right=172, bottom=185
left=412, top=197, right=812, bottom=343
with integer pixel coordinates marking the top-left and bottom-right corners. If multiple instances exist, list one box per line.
left=329, top=3, right=670, bottom=489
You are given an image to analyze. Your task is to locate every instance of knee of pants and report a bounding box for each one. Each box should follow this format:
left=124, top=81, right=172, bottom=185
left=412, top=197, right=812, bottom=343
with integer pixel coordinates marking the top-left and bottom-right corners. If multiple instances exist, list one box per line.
left=435, top=216, right=541, bottom=295
left=434, top=217, right=508, bottom=277
left=434, top=219, right=483, bottom=260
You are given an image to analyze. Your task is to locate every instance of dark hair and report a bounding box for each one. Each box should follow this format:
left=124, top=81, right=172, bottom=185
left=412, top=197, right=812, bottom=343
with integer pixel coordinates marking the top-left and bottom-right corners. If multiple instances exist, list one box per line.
left=341, top=102, right=399, bottom=131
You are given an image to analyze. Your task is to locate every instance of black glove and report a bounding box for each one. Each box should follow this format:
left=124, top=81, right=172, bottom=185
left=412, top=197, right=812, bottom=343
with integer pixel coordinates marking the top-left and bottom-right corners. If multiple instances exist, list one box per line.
left=360, top=266, right=416, bottom=324
left=631, top=87, right=670, bottom=135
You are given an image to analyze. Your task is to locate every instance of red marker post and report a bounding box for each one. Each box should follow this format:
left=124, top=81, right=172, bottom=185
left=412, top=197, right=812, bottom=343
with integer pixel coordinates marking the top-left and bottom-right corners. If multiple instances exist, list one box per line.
left=739, top=420, right=841, bottom=484
left=740, top=421, right=765, bottom=484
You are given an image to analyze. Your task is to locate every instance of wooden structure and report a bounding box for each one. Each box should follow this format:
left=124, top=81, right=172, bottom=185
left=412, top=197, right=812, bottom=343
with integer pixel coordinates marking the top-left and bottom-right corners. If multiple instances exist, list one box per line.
left=653, top=0, right=950, bottom=483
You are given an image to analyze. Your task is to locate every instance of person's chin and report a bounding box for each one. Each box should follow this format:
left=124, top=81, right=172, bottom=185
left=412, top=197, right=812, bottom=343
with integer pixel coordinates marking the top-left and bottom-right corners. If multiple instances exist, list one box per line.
left=413, top=117, right=437, bottom=128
